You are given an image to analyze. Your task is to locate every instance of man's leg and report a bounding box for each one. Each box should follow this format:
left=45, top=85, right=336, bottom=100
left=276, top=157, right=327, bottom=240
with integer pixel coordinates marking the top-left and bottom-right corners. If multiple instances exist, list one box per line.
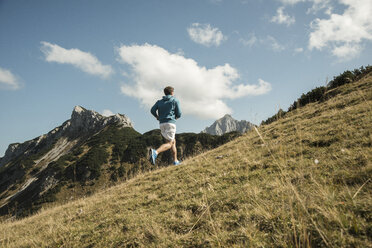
left=156, top=139, right=174, bottom=154
left=171, top=139, right=178, bottom=162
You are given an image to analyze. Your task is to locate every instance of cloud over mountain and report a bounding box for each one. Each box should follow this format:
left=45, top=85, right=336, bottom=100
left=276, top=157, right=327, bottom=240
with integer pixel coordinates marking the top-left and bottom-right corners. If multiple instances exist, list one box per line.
left=41, top=42, right=114, bottom=78
left=102, top=109, right=114, bottom=117
left=117, top=43, right=271, bottom=119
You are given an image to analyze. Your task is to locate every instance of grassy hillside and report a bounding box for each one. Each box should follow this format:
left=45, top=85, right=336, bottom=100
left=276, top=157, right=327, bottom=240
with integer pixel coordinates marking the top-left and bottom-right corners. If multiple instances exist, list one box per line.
left=0, top=73, right=371, bottom=247
left=0, top=123, right=239, bottom=219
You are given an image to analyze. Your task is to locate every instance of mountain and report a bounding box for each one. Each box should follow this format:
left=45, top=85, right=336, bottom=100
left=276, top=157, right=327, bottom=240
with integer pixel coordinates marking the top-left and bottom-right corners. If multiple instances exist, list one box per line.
left=202, top=114, right=254, bottom=135
left=1, top=68, right=370, bottom=247
left=0, top=106, right=132, bottom=168
left=0, top=106, right=239, bottom=219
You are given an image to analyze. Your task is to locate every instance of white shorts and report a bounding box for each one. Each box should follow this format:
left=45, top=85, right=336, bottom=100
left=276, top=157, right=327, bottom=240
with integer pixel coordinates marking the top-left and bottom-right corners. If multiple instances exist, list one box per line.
left=160, top=123, right=176, bottom=141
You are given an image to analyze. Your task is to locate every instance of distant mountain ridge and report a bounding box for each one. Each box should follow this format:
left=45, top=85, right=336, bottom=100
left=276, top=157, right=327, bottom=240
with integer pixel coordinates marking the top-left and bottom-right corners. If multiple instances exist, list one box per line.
left=202, top=114, right=254, bottom=135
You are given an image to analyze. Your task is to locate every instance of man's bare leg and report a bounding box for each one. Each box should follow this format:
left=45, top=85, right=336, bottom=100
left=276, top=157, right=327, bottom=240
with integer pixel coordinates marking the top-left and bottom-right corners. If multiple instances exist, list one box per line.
left=156, top=140, right=174, bottom=154
left=171, top=139, right=178, bottom=162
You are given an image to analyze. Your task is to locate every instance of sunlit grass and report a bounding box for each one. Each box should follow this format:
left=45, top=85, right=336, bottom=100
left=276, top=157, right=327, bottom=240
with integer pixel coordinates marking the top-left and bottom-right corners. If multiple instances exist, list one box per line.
left=0, top=75, right=371, bottom=247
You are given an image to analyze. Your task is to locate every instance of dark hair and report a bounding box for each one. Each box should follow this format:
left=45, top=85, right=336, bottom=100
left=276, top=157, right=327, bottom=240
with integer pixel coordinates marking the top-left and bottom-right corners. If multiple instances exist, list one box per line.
left=164, top=86, right=174, bottom=95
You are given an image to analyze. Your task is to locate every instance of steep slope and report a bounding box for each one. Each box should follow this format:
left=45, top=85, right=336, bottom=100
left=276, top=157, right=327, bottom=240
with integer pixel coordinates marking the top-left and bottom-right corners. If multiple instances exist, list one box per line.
left=202, top=114, right=254, bottom=135
left=0, top=72, right=371, bottom=247
left=0, top=108, right=239, bottom=219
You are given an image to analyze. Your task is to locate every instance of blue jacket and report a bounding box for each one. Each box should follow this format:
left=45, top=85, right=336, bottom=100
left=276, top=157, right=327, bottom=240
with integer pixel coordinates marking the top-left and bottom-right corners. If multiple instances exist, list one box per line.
left=151, top=95, right=182, bottom=124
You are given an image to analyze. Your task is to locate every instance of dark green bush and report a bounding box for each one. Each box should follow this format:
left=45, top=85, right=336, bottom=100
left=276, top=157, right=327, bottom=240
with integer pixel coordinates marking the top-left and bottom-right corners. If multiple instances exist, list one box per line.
left=72, top=146, right=84, bottom=156
left=288, top=86, right=327, bottom=112
left=73, top=146, right=109, bottom=181
left=261, top=109, right=286, bottom=125
left=122, top=139, right=147, bottom=163
left=328, top=70, right=355, bottom=89
left=118, top=164, right=125, bottom=177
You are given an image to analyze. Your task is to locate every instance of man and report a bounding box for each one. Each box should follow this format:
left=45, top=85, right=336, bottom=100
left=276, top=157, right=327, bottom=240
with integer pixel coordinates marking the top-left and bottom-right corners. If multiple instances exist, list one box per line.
left=149, top=86, right=182, bottom=165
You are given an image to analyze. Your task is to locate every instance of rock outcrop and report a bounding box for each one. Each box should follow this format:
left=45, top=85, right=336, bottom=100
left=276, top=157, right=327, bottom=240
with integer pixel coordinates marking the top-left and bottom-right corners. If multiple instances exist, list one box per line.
left=69, top=106, right=132, bottom=135
left=202, top=114, right=254, bottom=135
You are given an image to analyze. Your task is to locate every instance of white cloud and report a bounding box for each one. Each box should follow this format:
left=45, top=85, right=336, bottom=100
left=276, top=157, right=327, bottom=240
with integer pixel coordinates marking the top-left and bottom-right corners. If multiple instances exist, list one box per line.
left=331, top=43, right=362, bottom=59
left=239, top=33, right=257, bottom=47
left=209, top=0, right=223, bottom=3
left=279, top=0, right=305, bottom=5
left=263, top=36, right=285, bottom=52
left=187, top=23, right=226, bottom=47
left=278, top=0, right=332, bottom=14
left=0, top=67, right=21, bottom=90
left=294, top=47, right=304, bottom=53
left=116, top=43, right=271, bottom=119
left=40, top=41, right=114, bottom=78
left=240, top=34, right=284, bottom=51
left=271, top=7, right=296, bottom=26
left=307, top=0, right=333, bottom=14
left=308, top=0, right=372, bottom=60
left=102, top=109, right=114, bottom=116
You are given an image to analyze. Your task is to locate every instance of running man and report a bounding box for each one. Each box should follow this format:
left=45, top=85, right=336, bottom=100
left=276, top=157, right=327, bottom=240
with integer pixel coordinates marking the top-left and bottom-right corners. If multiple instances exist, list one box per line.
left=149, top=86, right=182, bottom=165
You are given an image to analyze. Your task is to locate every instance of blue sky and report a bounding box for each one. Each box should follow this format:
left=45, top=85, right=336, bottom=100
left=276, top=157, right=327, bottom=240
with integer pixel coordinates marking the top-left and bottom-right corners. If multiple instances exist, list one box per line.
left=0, top=0, right=371, bottom=156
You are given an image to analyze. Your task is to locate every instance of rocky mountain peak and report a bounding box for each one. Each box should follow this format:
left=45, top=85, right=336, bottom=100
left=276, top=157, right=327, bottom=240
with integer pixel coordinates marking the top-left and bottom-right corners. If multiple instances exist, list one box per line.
left=0, top=106, right=133, bottom=167
left=73, top=105, right=85, bottom=114
left=110, top=113, right=133, bottom=127
left=69, top=106, right=132, bottom=133
left=202, top=114, right=254, bottom=135
left=70, top=106, right=103, bottom=132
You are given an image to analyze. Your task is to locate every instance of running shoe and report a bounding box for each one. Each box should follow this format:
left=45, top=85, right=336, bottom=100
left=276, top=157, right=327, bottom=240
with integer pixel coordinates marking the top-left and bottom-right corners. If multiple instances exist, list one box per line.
left=173, top=160, right=181, bottom=166
left=149, top=148, right=157, bottom=165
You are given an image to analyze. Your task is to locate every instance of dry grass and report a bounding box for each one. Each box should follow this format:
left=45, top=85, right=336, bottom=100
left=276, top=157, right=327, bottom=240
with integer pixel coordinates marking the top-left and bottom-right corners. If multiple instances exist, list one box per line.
left=0, top=75, right=371, bottom=247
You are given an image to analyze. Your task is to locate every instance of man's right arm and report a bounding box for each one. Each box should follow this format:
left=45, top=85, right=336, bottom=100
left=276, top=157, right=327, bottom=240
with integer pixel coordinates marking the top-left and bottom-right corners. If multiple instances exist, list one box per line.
left=150, top=101, right=159, bottom=119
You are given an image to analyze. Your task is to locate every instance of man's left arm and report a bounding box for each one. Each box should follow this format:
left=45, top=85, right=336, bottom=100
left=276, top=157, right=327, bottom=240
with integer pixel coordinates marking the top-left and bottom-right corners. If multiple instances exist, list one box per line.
left=175, top=99, right=182, bottom=119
